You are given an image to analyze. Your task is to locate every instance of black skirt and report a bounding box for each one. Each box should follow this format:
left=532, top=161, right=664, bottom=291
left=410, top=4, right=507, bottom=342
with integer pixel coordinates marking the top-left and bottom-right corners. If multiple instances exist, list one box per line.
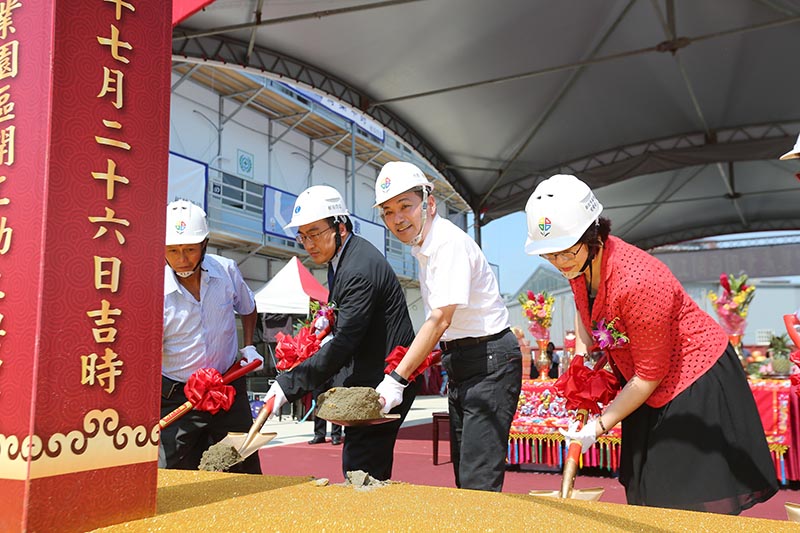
left=619, top=344, right=779, bottom=514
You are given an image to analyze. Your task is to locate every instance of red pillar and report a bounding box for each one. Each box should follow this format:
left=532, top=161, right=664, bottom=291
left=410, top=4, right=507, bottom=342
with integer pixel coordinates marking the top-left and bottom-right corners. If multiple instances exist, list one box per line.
left=0, top=1, right=171, bottom=531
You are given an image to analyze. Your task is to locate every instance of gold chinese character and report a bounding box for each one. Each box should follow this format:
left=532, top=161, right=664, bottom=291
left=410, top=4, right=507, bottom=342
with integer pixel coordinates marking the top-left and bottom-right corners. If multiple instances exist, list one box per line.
left=0, top=175, right=8, bottom=206
left=104, top=0, right=135, bottom=21
left=0, top=313, right=5, bottom=337
left=88, top=206, right=129, bottom=244
left=97, top=25, right=132, bottom=64
left=0, top=215, right=11, bottom=254
left=0, top=40, right=18, bottom=80
left=94, top=256, right=121, bottom=292
left=0, top=1, right=21, bottom=41
left=81, top=347, right=123, bottom=394
left=97, top=67, right=124, bottom=110
left=86, top=299, right=121, bottom=343
left=0, top=124, right=13, bottom=165
left=91, top=159, right=129, bottom=200
left=95, top=119, right=131, bottom=151
left=0, top=84, right=14, bottom=123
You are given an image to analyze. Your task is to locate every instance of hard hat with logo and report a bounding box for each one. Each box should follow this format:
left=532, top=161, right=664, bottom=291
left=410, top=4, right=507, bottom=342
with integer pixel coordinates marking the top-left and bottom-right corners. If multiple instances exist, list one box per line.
left=524, top=174, right=603, bottom=255
left=373, top=161, right=434, bottom=207
left=284, top=185, right=350, bottom=230
left=165, top=200, right=209, bottom=245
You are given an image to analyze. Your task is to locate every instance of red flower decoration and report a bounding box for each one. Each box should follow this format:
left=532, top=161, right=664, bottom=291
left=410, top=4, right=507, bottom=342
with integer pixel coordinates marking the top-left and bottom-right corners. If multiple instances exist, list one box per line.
left=384, top=346, right=442, bottom=381
left=275, top=326, right=321, bottom=371
left=553, top=355, right=620, bottom=414
left=184, top=367, right=235, bottom=415
left=719, top=272, right=731, bottom=292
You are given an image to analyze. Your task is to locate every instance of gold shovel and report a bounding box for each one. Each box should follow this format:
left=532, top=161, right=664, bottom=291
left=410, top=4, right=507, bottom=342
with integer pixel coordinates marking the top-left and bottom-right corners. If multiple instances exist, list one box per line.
left=217, top=396, right=278, bottom=461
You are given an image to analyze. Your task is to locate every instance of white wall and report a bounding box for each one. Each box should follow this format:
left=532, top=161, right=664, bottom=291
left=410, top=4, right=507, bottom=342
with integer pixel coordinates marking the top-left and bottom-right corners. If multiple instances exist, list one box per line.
left=171, top=75, right=433, bottom=331
left=170, top=74, right=381, bottom=224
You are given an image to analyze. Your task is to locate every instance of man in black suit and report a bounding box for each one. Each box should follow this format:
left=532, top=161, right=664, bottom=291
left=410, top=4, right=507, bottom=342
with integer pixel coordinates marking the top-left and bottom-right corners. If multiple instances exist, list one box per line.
left=263, top=185, right=417, bottom=480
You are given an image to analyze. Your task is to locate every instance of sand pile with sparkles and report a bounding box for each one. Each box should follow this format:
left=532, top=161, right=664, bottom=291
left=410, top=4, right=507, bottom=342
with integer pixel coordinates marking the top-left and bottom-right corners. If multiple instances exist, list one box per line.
left=87, top=470, right=796, bottom=532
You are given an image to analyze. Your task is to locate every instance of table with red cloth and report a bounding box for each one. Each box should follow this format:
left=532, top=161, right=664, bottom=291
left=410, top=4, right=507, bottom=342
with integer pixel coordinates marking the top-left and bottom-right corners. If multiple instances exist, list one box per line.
left=508, top=378, right=797, bottom=484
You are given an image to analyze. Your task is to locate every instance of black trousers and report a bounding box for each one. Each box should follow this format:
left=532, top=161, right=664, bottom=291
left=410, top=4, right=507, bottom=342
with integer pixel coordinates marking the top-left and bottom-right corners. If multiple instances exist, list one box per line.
left=340, top=379, right=417, bottom=481
left=441, top=329, right=522, bottom=492
left=313, top=384, right=342, bottom=439
left=159, top=374, right=261, bottom=474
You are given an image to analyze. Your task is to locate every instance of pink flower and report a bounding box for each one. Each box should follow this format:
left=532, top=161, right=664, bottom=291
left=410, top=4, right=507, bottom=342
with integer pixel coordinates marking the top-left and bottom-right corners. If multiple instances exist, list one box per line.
left=719, top=273, right=731, bottom=292
left=591, top=317, right=629, bottom=350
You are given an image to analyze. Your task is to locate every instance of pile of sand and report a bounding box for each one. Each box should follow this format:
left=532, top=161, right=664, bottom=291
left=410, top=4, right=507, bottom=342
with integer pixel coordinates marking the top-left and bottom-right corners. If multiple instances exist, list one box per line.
left=316, top=387, right=383, bottom=421
left=341, top=470, right=392, bottom=491
left=198, top=442, right=242, bottom=472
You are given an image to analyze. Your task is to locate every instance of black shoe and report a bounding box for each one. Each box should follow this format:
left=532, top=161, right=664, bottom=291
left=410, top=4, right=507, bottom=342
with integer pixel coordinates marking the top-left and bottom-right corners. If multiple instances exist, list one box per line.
left=331, top=436, right=342, bottom=445
left=308, top=436, right=326, bottom=445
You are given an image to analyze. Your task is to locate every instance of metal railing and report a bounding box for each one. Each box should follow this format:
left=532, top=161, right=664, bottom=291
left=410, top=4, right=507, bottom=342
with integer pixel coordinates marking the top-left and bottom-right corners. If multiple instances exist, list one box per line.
left=205, top=169, right=417, bottom=279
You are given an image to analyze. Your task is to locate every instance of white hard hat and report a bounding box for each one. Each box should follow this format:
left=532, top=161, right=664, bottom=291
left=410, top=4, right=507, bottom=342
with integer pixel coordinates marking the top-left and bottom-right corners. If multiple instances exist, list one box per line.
left=374, top=161, right=434, bottom=207
left=165, top=200, right=209, bottom=245
left=284, top=185, right=349, bottom=230
left=524, top=174, right=603, bottom=255
left=779, top=133, right=800, bottom=160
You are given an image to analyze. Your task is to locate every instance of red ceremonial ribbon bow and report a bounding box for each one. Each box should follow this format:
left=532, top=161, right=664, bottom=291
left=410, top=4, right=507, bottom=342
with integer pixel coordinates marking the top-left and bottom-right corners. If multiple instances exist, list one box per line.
left=553, top=354, right=620, bottom=414
left=183, top=367, right=235, bottom=414
left=384, top=346, right=442, bottom=381
left=275, top=326, right=322, bottom=371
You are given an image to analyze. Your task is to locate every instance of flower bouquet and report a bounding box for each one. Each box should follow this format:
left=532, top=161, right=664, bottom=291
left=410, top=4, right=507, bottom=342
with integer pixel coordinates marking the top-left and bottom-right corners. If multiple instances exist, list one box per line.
left=708, top=272, right=755, bottom=334
left=519, top=290, right=555, bottom=379
left=708, top=272, right=755, bottom=363
left=519, top=290, right=554, bottom=340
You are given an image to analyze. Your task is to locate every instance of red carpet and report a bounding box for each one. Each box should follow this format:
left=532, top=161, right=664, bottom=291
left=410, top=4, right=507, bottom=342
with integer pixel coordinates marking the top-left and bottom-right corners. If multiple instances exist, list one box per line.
left=260, top=422, right=799, bottom=522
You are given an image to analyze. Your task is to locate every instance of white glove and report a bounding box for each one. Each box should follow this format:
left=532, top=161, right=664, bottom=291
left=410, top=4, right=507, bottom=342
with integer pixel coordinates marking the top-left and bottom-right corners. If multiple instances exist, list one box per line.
left=375, top=373, right=407, bottom=414
left=264, top=380, right=287, bottom=419
left=558, top=418, right=598, bottom=450
left=239, top=345, right=264, bottom=372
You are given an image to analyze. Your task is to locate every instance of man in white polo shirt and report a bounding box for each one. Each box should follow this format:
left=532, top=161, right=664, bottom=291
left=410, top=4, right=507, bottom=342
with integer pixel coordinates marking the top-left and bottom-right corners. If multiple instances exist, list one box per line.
left=373, top=161, right=522, bottom=492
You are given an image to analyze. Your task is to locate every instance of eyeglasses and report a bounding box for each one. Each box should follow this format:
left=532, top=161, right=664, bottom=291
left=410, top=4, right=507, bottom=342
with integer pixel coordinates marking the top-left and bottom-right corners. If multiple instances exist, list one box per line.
left=540, top=242, right=584, bottom=262
left=295, top=226, right=334, bottom=246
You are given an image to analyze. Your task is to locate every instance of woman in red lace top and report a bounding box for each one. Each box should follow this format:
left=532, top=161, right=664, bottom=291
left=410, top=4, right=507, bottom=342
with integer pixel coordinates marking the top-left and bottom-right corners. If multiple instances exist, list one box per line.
left=523, top=174, right=777, bottom=514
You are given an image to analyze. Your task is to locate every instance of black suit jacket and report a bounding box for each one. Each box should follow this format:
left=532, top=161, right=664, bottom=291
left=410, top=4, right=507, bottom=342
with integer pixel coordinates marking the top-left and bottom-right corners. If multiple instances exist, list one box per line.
left=278, top=235, right=415, bottom=399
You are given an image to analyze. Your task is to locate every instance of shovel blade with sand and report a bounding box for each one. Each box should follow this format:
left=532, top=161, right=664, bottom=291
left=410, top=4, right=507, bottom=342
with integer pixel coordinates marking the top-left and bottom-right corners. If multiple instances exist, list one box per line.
left=202, top=396, right=278, bottom=471
left=319, top=414, right=400, bottom=427
left=315, top=386, right=401, bottom=427
left=231, top=395, right=277, bottom=459
left=529, top=487, right=604, bottom=502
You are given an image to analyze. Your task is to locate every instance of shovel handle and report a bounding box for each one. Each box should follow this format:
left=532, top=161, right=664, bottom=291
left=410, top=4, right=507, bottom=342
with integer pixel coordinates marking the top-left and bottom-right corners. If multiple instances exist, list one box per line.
left=560, top=441, right=582, bottom=499
left=560, top=409, right=588, bottom=499
left=241, top=396, right=275, bottom=446
left=158, top=359, right=262, bottom=429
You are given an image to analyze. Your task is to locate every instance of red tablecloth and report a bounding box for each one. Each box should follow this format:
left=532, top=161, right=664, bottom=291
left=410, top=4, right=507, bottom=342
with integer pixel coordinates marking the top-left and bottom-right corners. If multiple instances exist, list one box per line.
left=508, top=378, right=797, bottom=483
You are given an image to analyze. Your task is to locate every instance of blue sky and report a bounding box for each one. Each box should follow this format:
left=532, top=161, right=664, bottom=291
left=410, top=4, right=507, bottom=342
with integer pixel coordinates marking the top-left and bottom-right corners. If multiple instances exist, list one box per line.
left=480, top=213, right=800, bottom=297
left=481, top=211, right=551, bottom=297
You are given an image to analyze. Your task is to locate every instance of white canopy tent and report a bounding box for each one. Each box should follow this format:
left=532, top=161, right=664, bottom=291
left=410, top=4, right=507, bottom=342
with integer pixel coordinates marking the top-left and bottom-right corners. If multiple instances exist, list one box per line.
left=253, top=257, right=328, bottom=315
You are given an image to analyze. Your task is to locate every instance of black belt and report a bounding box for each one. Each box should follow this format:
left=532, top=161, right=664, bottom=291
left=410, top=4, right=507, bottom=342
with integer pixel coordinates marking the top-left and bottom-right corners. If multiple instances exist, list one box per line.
left=440, top=328, right=510, bottom=352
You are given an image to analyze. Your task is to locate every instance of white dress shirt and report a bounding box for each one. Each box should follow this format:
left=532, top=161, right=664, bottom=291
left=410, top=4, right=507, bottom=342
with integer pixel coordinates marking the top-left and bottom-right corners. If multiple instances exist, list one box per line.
left=412, top=214, right=509, bottom=341
left=162, top=254, right=255, bottom=382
